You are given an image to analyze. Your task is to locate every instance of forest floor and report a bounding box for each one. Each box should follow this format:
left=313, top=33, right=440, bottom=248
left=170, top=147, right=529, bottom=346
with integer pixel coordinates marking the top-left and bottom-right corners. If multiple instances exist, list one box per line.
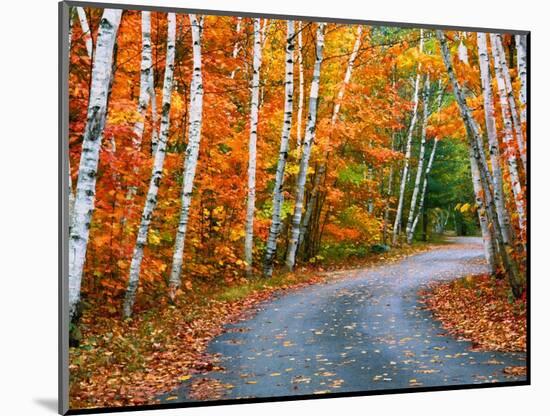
left=69, top=241, right=430, bottom=409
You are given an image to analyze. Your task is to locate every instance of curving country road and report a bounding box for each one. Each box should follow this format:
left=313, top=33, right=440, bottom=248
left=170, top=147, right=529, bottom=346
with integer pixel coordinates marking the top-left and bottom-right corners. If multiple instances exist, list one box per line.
left=161, top=237, right=526, bottom=402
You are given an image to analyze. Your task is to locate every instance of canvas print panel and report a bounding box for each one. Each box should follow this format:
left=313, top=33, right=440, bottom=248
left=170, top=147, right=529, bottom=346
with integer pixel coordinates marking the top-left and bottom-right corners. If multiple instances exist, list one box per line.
left=64, top=2, right=528, bottom=411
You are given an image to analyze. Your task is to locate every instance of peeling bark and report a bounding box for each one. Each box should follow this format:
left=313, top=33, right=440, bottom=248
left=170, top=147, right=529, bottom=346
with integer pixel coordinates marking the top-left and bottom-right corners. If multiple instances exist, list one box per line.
left=285, top=23, right=325, bottom=271
left=69, top=9, right=122, bottom=320
left=263, top=21, right=295, bottom=277
left=123, top=13, right=176, bottom=318
left=169, top=14, right=205, bottom=295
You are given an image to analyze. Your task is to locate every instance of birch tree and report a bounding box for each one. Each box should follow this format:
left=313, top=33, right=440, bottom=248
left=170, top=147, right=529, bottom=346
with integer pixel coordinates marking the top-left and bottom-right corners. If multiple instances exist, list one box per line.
left=392, top=29, right=423, bottom=245
left=244, top=18, right=263, bottom=275
left=169, top=15, right=205, bottom=296
left=68, top=9, right=122, bottom=321
left=406, top=75, right=431, bottom=244
left=477, top=33, right=512, bottom=244
left=516, top=34, right=527, bottom=125
left=122, top=13, right=176, bottom=318
left=229, top=17, right=242, bottom=79
left=263, top=20, right=295, bottom=277
left=491, top=34, right=526, bottom=172
left=490, top=34, right=527, bottom=238
left=76, top=7, right=93, bottom=60
left=285, top=22, right=326, bottom=271
left=437, top=30, right=523, bottom=297
left=298, top=25, right=362, bottom=249
left=296, top=21, right=305, bottom=148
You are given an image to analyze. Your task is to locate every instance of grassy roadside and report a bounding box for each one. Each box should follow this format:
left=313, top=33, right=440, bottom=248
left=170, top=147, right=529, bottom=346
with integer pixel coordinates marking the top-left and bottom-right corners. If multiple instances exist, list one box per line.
left=69, top=242, right=431, bottom=409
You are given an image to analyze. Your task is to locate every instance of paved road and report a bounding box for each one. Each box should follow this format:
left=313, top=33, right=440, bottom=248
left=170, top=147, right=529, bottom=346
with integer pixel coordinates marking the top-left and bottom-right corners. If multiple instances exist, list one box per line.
left=160, top=237, right=526, bottom=402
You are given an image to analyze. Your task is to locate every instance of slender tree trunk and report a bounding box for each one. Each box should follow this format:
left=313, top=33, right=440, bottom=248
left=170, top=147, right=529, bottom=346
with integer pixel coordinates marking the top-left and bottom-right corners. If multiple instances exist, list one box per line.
left=382, top=136, right=395, bottom=245
left=298, top=25, right=362, bottom=251
left=296, top=21, right=305, bottom=148
left=169, top=15, right=206, bottom=295
left=392, top=30, right=424, bottom=245
left=244, top=18, right=263, bottom=275
left=490, top=34, right=527, bottom=239
left=516, top=34, right=527, bottom=126
left=122, top=13, right=176, bottom=318
left=285, top=23, right=326, bottom=271
left=491, top=34, right=526, bottom=172
left=76, top=7, right=93, bottom=60
left=477, top=33, right=513, bottom=244
left=468, top=148, right=497, bottom=274
left=411, top=138, right=438, bottom=237
left=263, top=21, right=295, bottom=277
left=68, top=9, right=122, bottom=321
left=406, top=75, right=431, bottom=244
left=437, top=30, right=523, bottom=297
left=229, top=17, right=242, bottom=80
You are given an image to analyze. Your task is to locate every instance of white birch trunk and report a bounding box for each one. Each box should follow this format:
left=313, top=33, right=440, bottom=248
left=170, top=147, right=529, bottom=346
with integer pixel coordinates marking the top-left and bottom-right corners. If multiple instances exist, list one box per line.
left=411, top=138, right=438, bottom=235
left=298, top=25, right=362, bottom=248
left=490, top=34, right=527, bottom=238
left=468, top=148, right=497, bottom=273
left=285, top=23, right=325, bottom=271
left=168, top=14, right=205, bottom=294
left=230, top=17, right=242, bottom=79
left=477, top=33, right=512, bottom=244
left=516, top=34, right=527, bottom=126
left=406, top=74, right=430, bottom=244
left=491, top=34, right=526, bottom=172
left=296, top=21, right=305, bottom=148
left=76, top=7, right=93, bottom=60
left=149, top=70, right=159, bottom=154
left=437, top=30, right=523, bottom=295
left=244, top=18, right=263, bottom=275
left=68, top=9, right=122, bottom=320
left=263, top=20, right=295, bottom=277
left=392, top=29, right=423, bottom=245
left=122, top=13, right=176, bottom=318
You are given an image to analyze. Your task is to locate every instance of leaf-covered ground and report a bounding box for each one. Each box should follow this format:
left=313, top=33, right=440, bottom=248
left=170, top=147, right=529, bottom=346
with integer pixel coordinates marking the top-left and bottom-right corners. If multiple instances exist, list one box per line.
left=69, top=245, right=427, bottom=409
left=420, top=274, right=526, bottom=352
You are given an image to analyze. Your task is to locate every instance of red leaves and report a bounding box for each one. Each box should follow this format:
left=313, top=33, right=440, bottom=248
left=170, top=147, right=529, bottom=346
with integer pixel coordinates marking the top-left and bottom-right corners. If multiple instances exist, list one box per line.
left=421, top=274, right=526, bottom=352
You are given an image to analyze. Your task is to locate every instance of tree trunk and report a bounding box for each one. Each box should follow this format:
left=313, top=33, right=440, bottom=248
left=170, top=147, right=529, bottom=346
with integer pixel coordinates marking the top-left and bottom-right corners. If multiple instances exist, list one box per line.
left=477, top=33, right=513, bottom=244
left=263, top=21, right=295, bottom=277
left=298, top=25, right=362, bottom=252
left=285, top=23, right=326, bottom=271
left=229, top=17, right=242, bottom=79
left=490, top=34, right=527, bottom=239
left=244, top=18, right=263, bottom=275
left=296, top=21, right=305, bottom=148
left=76, top=7, right=93, bottom=60
left=491, top=34, right=526, bottom=172
left=392, top=29, right=424, bottom=245
left=411, top=138, right=438, bottom=238
left=516, top=34, right=527, bottom=126
left=437, top=30, right=523, bottom=298
left=69, top=9, right=122, bottom=321
left=406, top=74, right=431, bottom=244
left=122, top=13, right=176, bottom=318
left=168, top=15, right=205, bottom=295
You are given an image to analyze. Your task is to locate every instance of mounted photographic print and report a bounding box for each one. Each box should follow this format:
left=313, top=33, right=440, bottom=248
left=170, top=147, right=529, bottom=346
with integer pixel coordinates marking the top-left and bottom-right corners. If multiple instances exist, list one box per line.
left=59, top=1, right=529, bottom=413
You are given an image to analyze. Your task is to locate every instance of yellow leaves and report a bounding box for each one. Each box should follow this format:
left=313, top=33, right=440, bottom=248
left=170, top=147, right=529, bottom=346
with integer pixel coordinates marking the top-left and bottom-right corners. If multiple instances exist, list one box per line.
left=178, top=375, right=192, bottom=381
left=148, top=230, right=161, bottom=246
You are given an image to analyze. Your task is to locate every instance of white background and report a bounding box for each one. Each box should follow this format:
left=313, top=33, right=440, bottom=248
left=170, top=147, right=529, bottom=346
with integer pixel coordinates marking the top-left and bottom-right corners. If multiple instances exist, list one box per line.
left=0, top=0, right=546, bottom=415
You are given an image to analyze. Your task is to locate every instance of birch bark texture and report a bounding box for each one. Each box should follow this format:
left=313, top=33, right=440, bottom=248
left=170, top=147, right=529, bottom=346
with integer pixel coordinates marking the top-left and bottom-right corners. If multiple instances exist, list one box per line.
left=169, top=14, right=205, bottom=294
left=489, top=34, right=527, bottom=238
left=285, top=22, right=326, bottom=271
left=477, top=33, right=512, bottom=244
left=123, top=13, right=176, bottom=318
left=406, top=75, right=430, bottom=244
left=263, top=20, right=295, bottom=277
left=296, top=21, right=305, bottom=148
left=244, top=18, right=263, bottom=275
left=392, top=29, right=424, bottom=245
left=69, top=9, right=122, bottom=320
left=516, top=34, right=527, bottom=125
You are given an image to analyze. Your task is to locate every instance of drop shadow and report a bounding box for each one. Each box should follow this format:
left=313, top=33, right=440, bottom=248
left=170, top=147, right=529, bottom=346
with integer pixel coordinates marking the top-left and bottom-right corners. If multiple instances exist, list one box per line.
left=34, top=398, right=58, bottom=413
